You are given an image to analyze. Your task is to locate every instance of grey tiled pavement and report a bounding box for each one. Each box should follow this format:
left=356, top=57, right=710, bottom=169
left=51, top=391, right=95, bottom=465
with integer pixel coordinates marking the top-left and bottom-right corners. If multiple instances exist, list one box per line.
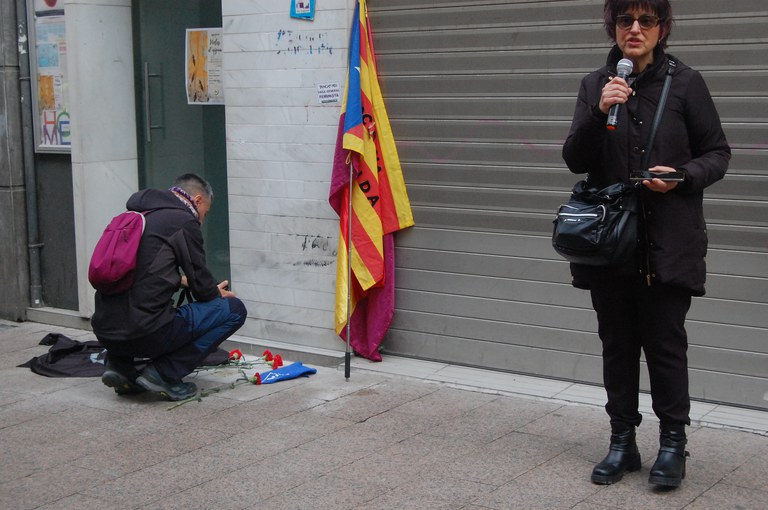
left=1, top=320, right=767, bottom=510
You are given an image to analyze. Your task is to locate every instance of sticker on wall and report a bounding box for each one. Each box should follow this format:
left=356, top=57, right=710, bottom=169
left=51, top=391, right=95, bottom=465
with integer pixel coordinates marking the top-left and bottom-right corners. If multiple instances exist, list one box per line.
left=291, top=0, right=315, bottom=21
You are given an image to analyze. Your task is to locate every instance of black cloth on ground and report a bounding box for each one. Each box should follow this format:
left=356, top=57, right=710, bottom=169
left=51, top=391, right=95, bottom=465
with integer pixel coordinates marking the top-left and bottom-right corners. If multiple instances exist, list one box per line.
left=18, top=333, right=107, bottom=377
left=19, top=333, right=230, bottom=377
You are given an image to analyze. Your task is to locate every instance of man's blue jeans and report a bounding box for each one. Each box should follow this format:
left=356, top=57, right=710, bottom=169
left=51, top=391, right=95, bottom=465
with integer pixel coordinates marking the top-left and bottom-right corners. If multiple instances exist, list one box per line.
left=102, top=296, right=247, bottom=380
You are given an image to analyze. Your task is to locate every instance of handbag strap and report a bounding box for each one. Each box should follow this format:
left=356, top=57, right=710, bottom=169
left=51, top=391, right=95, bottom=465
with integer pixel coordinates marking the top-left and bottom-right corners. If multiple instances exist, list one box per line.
left=638, top=60, right=676, bottom=286
left=640, top=59, right=676, bottom=171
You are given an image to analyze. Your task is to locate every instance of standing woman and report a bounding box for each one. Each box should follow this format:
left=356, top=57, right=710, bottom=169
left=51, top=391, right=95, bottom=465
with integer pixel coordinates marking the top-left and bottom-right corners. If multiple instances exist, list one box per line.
left=562, top=0, right=730, bottom=488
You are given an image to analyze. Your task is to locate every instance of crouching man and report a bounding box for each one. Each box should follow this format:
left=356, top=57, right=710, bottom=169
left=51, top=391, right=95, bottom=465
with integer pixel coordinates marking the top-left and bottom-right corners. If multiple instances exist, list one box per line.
left=92, top=173, right=247, bottom=401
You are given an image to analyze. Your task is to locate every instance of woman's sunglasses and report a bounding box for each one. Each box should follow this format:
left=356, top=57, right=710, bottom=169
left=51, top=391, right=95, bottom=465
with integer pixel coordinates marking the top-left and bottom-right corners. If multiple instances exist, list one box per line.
left=615, top=14, right=660, bottom=30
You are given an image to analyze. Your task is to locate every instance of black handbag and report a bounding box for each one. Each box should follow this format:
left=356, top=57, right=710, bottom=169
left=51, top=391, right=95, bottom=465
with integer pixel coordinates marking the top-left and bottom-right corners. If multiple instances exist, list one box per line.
left=552, top=181, right=638, bottom=266
left=552, top=60, right=676, bottom=266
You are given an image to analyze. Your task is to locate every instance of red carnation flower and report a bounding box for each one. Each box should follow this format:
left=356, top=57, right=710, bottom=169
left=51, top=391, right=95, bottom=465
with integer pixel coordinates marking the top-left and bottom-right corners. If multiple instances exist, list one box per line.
left=250, top=372, right=261, bottom=385
left=262, top=349, right=274, bottom=362
left=229, top=349, right=243, bottom=361
left=271, top=354, right=283, bottom=370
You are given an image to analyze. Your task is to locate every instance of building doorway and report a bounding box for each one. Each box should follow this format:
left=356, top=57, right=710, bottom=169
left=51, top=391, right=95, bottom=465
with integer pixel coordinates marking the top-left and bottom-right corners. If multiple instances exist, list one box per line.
left=133, top=0, right=230, bottom=282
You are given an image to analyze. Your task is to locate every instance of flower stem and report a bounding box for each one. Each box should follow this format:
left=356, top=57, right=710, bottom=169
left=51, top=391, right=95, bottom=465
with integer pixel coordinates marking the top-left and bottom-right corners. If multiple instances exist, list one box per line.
left=166, top=381, right=250, bottom=411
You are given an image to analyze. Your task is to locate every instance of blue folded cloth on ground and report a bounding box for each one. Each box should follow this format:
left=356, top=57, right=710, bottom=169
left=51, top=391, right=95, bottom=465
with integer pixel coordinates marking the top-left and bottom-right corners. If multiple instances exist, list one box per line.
left=259, top=362, right=316, bottom=384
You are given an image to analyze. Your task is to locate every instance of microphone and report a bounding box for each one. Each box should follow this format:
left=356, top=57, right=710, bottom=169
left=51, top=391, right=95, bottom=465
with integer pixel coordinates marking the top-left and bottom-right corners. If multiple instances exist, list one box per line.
left=606, top=58, right=634, bottom=131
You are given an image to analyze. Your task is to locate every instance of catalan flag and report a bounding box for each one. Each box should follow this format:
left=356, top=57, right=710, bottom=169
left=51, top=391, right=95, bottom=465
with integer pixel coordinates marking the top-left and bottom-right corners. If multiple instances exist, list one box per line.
left=329, top=0, right=414, bottom=362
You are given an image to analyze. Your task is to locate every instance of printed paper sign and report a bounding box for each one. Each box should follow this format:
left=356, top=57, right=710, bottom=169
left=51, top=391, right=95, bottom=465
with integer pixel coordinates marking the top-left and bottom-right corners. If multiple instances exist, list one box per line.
left=317, top=82, right=341, bottom=104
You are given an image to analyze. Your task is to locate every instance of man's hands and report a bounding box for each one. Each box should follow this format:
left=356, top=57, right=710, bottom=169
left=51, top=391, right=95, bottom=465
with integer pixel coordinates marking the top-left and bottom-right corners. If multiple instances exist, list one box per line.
left=180, top=275, right=236, bottom=297
left=218, top=280, right=236, bottom=298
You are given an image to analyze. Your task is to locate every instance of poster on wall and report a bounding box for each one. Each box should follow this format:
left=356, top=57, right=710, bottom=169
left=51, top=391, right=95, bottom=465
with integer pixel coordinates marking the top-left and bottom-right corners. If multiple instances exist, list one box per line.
left=28, top=0, right=71, bottom=152
left=185, top=28, right=224, bottom=105
left=291, top=0, right=316, bottom=21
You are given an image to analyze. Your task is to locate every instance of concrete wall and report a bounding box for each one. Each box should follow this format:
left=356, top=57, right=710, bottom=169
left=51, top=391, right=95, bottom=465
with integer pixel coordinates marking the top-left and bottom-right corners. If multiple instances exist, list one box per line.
left=223, top=0, right=352, bottom=353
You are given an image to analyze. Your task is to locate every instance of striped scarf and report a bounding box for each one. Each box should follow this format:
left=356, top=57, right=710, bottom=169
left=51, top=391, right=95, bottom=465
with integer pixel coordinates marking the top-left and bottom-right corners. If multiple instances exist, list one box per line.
left=169, top=186, right=199, bottom=219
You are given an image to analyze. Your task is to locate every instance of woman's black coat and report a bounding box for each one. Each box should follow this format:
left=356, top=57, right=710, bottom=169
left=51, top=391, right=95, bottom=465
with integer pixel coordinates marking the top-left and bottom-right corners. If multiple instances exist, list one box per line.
left=562, top=46, right=731, bottom=296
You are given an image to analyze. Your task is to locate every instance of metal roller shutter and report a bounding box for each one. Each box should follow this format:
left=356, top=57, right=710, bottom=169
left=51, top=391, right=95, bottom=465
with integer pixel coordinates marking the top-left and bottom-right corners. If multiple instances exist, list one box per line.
left=368, top=0, right=768, bottom=410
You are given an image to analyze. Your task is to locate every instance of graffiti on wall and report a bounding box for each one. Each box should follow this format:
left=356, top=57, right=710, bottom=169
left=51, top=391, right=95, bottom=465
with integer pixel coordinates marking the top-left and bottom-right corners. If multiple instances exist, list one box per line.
left=275, top=30, right=334, bottom=56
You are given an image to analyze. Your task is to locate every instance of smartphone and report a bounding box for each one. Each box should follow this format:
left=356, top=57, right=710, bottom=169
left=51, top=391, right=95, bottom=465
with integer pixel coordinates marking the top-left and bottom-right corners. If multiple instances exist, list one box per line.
left=629, top=171, right=685, bottom=183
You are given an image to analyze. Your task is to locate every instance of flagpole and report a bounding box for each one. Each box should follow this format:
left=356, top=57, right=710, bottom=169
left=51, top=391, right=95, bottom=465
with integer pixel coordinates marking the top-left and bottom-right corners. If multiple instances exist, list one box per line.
left=345, top=160, right=353, bottom=381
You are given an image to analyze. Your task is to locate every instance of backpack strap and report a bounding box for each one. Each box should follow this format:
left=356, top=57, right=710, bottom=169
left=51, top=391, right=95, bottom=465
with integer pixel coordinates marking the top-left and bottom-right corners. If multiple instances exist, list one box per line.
left=176, top=287, right=193, bottom=307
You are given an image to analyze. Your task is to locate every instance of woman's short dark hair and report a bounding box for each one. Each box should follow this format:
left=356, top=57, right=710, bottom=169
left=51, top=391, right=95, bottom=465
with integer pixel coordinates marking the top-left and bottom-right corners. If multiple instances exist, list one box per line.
left=604, top=0, right=673, bottom=48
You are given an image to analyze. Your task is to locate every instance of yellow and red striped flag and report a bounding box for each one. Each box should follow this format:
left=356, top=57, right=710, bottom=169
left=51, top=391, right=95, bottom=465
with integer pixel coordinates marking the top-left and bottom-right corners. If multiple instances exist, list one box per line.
left=329, top=0, right=414, bottom=361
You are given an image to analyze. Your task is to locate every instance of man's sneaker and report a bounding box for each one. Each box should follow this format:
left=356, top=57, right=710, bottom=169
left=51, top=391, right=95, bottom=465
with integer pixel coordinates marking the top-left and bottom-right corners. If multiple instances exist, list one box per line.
left=101, top=358, right=146, bottom=395
left=102, top=369, right=146, bottom=395
left=136, top=365, right=198, bottom=401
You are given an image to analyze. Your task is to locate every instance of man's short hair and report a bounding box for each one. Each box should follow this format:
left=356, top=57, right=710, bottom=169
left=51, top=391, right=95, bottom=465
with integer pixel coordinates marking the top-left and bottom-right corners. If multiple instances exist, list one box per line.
left=174, top=173, right=214, bottom=200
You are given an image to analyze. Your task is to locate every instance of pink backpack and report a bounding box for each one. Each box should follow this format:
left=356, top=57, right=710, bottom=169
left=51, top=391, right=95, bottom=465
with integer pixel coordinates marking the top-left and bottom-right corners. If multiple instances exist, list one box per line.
left=88, top=211, right=149, bottom=295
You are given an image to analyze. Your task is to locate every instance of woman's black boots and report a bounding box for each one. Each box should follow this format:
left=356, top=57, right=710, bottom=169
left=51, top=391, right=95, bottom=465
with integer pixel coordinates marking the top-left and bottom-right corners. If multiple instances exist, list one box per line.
left=649, top=424, right=689, bottom=487
left=591, top=424, right=642, bottom=484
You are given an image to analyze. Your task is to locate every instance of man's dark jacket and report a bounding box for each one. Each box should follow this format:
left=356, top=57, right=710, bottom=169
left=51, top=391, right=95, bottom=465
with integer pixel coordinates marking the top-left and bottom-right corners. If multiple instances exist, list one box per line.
left=562, top=46, right=731, bottom=296
left=92, top=189, right=219, bottom=341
